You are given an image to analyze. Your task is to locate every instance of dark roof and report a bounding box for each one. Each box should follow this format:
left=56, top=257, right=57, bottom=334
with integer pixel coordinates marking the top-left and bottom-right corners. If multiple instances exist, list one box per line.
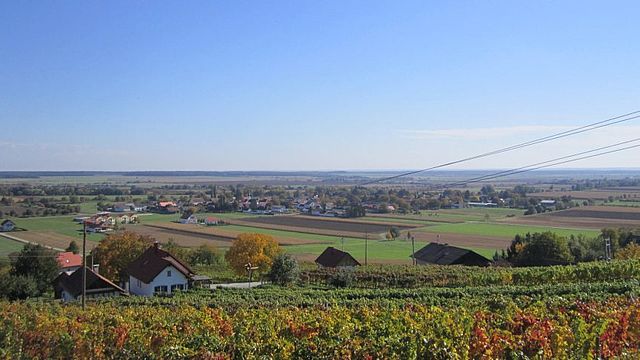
left=55, top=267, right=126, bottom=298
left=126, top=244, right=195, bottom=283
left=315, top=247, right=360, bottom=267
left=1, top=219, right=15, bottom=225
left=412, top=243, right=491, bottom=266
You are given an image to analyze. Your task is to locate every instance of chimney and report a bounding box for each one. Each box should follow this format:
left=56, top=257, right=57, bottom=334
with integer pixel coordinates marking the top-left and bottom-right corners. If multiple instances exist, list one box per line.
left=154, top=241, right=161, bottom=250
left=92, top=264, right=100, bottom=274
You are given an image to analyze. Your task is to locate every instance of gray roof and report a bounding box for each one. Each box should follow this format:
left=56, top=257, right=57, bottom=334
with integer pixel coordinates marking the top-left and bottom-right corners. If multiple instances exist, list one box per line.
left=411, top=243, right=490, bottom=266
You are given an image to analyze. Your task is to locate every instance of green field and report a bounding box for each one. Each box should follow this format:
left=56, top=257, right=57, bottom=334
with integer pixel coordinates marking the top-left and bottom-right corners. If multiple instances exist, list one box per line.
left=282, top=237, right=496, bottom=262
left=0, top=236, right=23, bottom=258
left=8, top=216, right=104, bottom=241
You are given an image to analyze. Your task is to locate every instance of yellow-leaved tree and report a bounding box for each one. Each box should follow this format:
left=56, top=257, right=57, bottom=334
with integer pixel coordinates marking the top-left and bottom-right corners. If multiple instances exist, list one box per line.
left=225, top=233, right=281, bottom=276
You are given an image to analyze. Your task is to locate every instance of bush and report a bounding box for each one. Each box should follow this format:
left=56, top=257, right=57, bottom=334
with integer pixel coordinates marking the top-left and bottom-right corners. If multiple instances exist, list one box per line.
left=0, top=274, right=39, bottom=300
left=268, top=254, right=299, bottom=286
left=328, top=268, right=355, bottom=288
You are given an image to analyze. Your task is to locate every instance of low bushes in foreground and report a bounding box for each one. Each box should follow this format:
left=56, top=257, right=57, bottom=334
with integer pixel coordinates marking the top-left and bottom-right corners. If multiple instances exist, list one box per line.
left=0, top=298, right=639, bottom=359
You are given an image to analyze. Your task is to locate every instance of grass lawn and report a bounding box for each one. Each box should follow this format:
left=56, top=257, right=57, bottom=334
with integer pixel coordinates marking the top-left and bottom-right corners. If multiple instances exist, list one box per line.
left=0, top=236, right=23, bottom=258
left=415, top=222, right=600, bottom=239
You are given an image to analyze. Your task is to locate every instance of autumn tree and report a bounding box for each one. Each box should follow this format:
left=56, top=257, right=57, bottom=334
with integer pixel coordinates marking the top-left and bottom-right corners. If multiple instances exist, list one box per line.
left=225, top=233, right=281, bottom=276
left=616, top=243, right=640, bottom=260
left=93, top=231, right=153, bottom=281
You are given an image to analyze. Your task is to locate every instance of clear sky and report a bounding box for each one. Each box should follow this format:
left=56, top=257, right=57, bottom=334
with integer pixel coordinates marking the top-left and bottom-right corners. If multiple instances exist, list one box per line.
left=1, top=1, right=639, bottom=171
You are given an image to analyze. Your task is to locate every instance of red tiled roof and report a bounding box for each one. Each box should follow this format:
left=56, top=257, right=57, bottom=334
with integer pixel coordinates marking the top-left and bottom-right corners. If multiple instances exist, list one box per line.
left=57, top=252, right=82, bottom=269
left=126, top=244, right=195, bottom=284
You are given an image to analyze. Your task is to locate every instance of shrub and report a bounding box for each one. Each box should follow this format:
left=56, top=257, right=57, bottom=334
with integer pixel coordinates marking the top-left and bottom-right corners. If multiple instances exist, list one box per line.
left=0, top=274, right=39, bottom=300
left=268, top=254, right=299, bottom=286
left=328, top=268, right=355, bottom=288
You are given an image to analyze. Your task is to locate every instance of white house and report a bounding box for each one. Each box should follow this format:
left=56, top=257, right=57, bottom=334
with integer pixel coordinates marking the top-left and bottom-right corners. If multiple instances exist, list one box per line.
left=0, top=220, right=15, bottom=232
left=126, top=243, right=196, bottom=296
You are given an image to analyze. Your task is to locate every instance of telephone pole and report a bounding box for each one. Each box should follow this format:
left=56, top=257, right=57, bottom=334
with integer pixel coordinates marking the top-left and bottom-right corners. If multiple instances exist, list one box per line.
left=605, top=237, right=612, bottom=261
left=411, top=236, right=416, bottom=265
left=364, top=232, right=368, bottom=266
left=81, top=220, right=87, bottom=310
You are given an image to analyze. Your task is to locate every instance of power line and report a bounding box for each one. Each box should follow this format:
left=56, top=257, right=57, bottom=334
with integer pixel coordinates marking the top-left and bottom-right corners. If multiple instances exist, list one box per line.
left=440, top=138, right=640, bottom=188
left=433, top=141, right=640, bottom=190
left=362, top=110, right=640, bottom=185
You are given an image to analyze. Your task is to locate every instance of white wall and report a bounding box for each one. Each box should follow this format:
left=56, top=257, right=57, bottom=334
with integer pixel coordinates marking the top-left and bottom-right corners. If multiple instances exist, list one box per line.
left=129, top=265, right=189, bottom=297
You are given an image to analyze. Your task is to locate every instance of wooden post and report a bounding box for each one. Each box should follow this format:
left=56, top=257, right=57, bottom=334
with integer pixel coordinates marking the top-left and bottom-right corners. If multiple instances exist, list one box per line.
left=411, top=236, right=416, bottom=266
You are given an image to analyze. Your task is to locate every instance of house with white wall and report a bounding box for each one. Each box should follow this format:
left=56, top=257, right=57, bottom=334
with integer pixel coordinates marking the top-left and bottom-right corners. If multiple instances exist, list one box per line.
left=126, top=243, right=196, bottom=296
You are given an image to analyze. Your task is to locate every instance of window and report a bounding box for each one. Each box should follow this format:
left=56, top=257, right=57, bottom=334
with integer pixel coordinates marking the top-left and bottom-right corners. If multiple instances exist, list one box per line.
left=167, top=270, right=172, bottom=277
left=171, top=284, right=184, bottom=292
left=154, top=285, right=168, bottom=294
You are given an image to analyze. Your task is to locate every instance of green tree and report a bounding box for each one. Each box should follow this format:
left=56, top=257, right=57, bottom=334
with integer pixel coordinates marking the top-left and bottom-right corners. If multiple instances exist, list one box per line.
left=0, top=274, right=39, bottom=300
left=66, top=240, right=79, bottom=254
left=388, top=227, right=401, bottom=240
left=514, top=232, right=572, bottom=266
left=11, top=244, right=60, bottom=294
left=268, top=254, right=299, bottom=286
left=189, top=244, right=221, bottom=265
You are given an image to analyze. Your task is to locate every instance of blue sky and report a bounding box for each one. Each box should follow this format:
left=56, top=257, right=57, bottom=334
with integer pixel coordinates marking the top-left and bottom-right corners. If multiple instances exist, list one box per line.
left=1, top=1, right=639, bottom=171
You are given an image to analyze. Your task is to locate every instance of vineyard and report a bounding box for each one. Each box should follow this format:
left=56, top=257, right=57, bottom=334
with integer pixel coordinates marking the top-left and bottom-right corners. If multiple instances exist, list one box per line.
left=1, top=261, right=640, bottom=358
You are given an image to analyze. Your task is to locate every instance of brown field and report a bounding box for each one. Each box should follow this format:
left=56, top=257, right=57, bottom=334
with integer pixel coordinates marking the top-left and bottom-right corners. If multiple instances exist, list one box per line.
left=366, top=213, right=464, bottom=224
left=529, top=189, right=640, bottom=200
left=126, top=223, right=328, bottom=247
left=499, top=206, right=640, bottom=229
left=229, top=215, right=418, bottom=239
left=409, top=232, right=513, bottom=249
left=7, top=231, right=98, bottom=252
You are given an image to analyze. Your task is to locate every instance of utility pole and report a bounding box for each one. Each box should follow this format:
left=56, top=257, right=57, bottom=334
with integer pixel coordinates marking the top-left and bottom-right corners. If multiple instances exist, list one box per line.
left=81, top=220, right=87, bottom=310
left=365, top=232, right=368, bottom=266
left=411, top=236, right=416, bottom=265
left=605, top=237, right=612, bottom=261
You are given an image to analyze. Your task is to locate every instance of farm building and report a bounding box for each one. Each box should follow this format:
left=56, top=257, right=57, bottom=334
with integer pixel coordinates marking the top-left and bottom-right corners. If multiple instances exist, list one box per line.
left=1, top=219, right=15, bottom=232
left=126, top=242, right=197, bottom=296
left=205, top=217, right=220, bottom=226
left=411, top=243, right=491, bottom=267
left=54, top=267, right=126, bottom=302
left=180, top=215, right=198, bottom=224
left=467, top=202, right=498, bottom=208
left=56, top=252, right=83, bottom=274
left=315, top=247, right=361, bottom=268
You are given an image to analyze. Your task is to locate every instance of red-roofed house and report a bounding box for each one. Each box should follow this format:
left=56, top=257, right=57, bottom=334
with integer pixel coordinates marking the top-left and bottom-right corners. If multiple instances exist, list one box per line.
left=57, top=252, right=83, bottom=274
left=205, top=217, right=220, bottom=226
left=126, top=242, right=196, bottom=296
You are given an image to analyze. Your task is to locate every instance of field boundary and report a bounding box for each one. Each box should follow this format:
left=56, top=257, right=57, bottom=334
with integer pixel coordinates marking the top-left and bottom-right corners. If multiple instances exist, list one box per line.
left=0, top=232, right=65, bottom=252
